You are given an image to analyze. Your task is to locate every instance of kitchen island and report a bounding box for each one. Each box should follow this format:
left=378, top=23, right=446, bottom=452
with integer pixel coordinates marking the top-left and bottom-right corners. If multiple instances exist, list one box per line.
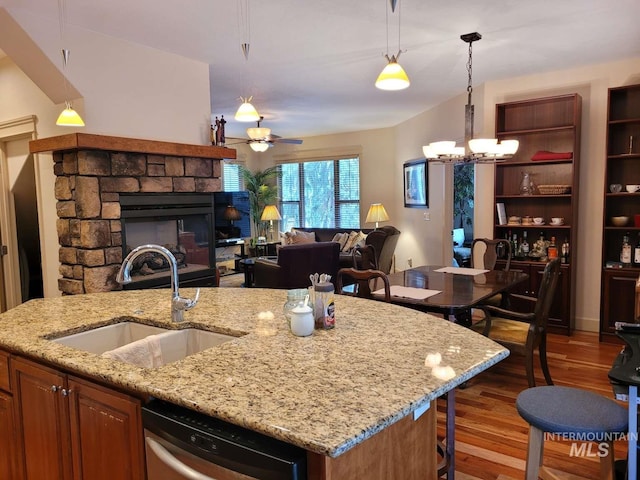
left=0, top=288, right=508, bottom=478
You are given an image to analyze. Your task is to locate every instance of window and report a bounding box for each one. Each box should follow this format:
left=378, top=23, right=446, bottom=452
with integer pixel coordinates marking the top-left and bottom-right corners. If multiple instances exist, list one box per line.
left=222, top=162, right=244, bottom=191
left=278, top=157, right=360, bottom=230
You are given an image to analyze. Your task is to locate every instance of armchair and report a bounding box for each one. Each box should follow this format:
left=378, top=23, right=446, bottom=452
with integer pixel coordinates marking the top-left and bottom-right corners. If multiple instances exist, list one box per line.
left=364, top=225, right=400, bottom=274
left=253, top=242, right=340, bottom=289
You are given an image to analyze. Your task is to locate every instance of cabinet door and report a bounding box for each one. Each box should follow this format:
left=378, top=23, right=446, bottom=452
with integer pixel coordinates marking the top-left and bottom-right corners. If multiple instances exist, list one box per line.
left=68, top=376, right=145, bottom=480
left=0, top=391, right=18, bottom=480
left=601, top=270, right=638, bottom=333
left=12, top=357, right=72, bottom=480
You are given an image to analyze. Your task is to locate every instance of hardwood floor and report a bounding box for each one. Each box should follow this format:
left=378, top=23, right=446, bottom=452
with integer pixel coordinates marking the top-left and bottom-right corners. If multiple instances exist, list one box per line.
left=439, top=331, right=627, bottom=479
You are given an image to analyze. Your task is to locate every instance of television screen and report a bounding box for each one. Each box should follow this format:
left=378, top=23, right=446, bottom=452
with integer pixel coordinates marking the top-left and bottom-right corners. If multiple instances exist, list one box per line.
left=213, top=191, right=251, bottom=242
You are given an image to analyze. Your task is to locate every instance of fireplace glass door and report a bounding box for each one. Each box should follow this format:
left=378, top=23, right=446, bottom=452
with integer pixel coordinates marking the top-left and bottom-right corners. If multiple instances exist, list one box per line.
left=120, top=194, right=217, bottom=289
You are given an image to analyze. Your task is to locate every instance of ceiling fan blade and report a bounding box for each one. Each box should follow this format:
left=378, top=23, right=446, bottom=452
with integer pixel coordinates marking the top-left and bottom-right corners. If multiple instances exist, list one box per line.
left=272, top=138, right=303, bottom=145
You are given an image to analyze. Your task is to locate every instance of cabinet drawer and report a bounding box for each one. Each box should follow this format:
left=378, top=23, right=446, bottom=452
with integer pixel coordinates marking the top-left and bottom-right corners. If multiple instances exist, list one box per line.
left=0, top=351, right=9, bottom=393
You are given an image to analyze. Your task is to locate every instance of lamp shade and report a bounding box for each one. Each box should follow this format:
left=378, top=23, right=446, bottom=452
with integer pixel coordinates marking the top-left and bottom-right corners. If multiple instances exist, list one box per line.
left=235, top=98, right=261, bottom=122
left=223, top=205, right=241, bottom=221
left=375, top=59, right=410, bottom=91
left=56, top=103, right=85, bottom=127
left=365, top=203, right=389, bottom=224
left=260, top=205, right=282, bottom=222
left=250, top=141, right=270, bottom=152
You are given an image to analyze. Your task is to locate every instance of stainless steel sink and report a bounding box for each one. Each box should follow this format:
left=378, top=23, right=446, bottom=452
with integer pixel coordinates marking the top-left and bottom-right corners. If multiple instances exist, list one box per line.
left=51, top=321, right=235, bottom=366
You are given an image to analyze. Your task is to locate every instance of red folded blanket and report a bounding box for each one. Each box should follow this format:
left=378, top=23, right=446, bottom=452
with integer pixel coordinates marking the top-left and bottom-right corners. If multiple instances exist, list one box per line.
left=531, top=151, right=573, bottom=161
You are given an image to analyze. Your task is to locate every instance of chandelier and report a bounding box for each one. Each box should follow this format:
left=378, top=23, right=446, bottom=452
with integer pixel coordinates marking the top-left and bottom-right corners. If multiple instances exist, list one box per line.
left=423, top=32, right=518, bottom=164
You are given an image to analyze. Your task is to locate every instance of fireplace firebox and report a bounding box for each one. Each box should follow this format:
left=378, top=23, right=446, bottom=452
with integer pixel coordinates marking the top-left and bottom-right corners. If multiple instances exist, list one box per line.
left=120, top=194, right=218, bottom=289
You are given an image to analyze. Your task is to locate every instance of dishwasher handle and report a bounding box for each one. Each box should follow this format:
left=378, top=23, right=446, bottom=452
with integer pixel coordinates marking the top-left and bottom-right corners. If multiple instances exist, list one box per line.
left=146, top=436, right=218, bottom=480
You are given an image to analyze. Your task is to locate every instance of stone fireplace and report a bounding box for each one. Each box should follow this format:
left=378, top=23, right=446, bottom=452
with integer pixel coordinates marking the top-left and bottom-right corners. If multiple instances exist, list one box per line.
left=29, top=133, right=236, bottom=295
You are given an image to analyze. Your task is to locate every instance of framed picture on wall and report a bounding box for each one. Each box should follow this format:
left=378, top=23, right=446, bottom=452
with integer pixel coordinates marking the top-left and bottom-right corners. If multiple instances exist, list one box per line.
left=403, top=159, right=428, bottom=208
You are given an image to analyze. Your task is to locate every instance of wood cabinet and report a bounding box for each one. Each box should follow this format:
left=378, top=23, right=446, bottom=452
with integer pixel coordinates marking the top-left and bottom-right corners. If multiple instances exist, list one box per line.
left=0, top=350, right=18, bottom=479
left=503, top=262, right=571, bottom=331
left=493, top=94, right=582, bottom=335
left=11, top=356, right=145, bottom=480
left=600, top=84, right=640, bottom=340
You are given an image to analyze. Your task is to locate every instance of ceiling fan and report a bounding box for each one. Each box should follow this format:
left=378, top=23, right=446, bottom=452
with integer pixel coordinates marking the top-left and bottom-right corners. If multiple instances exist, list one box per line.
left=228, top=116, right=303, bottom=152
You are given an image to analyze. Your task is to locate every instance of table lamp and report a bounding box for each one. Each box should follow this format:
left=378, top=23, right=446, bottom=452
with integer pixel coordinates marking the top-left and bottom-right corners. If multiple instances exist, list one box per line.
left=365, top=203, right=389, bottom=229
left=260, top=205, right=282, bottom=242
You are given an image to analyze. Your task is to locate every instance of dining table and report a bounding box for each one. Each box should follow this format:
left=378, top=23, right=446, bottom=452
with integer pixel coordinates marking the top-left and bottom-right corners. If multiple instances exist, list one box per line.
left=371, top=264, right=529, bottom=479
left=374, top=265, right=529, bottom=324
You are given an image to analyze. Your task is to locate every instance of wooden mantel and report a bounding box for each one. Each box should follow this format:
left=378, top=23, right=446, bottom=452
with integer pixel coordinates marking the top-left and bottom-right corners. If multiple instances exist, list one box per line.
left=29, top=133, right=237, bottom=160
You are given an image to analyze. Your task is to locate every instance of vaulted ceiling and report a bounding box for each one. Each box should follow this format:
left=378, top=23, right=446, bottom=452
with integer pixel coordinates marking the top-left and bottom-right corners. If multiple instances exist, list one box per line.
left=2, top=0, right=639, bottom=139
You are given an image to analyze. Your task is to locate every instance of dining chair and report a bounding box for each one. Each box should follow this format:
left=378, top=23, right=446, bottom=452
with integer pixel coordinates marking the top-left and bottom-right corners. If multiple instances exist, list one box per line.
left=471, top=238, right=512, bottom=271
left=336, top=268, right=391, bottom=302
left=471, top=238, right=512, bottom=308
left=471, top=258, right=561, bottom=387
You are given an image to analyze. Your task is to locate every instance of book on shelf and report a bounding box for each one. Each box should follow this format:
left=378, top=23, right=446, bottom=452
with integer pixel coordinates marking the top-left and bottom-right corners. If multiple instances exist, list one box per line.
left=496, top=203, right=507, bottom=225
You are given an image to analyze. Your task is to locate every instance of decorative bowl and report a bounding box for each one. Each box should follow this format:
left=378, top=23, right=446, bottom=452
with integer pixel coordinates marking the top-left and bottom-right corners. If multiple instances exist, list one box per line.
left=610, top=184, right=623, bottom=193
left=611, top=216, right=629, bottom=227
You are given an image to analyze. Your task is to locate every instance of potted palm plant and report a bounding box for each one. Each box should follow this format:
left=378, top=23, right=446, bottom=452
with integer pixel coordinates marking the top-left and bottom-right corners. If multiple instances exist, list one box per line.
left=240, top=166, right=280, bottom=249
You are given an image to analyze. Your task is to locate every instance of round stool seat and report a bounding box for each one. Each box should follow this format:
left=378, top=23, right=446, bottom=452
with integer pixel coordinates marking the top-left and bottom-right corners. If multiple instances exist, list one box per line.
left=516, top=386, right=628, bottom=434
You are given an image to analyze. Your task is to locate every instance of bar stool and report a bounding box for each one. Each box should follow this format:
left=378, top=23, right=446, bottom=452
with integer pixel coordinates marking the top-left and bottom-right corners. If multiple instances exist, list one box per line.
left=516, top=386, right=628, bottom=480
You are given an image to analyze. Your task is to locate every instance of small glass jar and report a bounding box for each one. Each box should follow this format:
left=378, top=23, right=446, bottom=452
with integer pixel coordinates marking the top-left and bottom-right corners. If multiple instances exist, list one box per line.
left=290, top=304, right=314, bottom=337
left=283, top=289, right=307, bottom=325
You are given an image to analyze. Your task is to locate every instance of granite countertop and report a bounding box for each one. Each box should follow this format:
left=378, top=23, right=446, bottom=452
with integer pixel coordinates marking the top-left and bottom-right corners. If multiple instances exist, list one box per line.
left=0, top=288, right=508, bottom=457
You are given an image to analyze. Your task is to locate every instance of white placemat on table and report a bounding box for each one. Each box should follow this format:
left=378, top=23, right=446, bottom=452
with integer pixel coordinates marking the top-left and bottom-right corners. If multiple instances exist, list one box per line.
left=373, top=285, right=442, bottom=300
left=435, top=267, right=489, bottom=276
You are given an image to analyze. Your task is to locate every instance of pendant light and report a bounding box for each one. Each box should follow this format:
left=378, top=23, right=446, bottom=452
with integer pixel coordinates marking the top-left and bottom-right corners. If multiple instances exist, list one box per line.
left=375, top=0, right=410, bottom=91
left=423, top=33, right=518, bottom=164
left=55, top=0, right=84, bottom=127
left=234, top=0, right=261, bottom=122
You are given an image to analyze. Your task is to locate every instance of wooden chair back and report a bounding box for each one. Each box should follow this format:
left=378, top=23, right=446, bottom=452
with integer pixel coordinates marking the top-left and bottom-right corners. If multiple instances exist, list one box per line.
left=471, top=238, right=512, bottom=271
left=336, top=268, right=391, bottom=302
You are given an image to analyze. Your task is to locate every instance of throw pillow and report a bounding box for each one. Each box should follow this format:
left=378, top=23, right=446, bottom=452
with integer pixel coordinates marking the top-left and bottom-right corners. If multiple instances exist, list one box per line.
left=331, top=232, right=349, bottom=250
left=290, top=230, right=316, bottom=244
left=284, top=231, right=297, bottom=245
left=353, top=231, right=367, bottom=249
left=341, top=231, right=359, bottom=252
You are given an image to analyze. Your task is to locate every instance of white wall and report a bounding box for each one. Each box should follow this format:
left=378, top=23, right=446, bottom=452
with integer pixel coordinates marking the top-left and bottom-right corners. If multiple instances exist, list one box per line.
left=0, top=10, right=212, bottom=298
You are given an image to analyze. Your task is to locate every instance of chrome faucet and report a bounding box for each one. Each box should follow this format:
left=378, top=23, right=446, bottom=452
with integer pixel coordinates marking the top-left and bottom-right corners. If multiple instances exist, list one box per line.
left=116, top=244, right=200, bottom=322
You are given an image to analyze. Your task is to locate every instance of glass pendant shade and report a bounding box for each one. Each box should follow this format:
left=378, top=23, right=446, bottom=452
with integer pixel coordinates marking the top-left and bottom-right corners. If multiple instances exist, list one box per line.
left=250, top=141, right=270, bottom=152
left=375, top=58, right=410, bottom=91
left=247, top=127, right=271, bottom=140
left=235, top=98, right=261, bottom=122
left=56, top=102, right=85, bottom=127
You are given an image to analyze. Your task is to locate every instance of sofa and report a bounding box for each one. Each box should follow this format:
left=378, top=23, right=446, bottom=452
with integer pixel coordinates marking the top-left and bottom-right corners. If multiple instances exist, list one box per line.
left=294, top=225, right=400, bottom=274
left=253, top=242, right=340, bottom=289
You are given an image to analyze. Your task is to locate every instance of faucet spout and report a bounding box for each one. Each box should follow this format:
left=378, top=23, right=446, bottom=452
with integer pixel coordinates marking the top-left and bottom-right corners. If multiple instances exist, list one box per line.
left=117, top=244, right=199, bottom=322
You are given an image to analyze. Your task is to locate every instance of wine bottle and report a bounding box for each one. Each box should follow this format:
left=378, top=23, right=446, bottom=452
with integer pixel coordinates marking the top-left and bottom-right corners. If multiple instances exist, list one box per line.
left=634, top=232, right=640, bottom=267
left=521, top=231, right=530, bottom=258
left=621, top=232, right=632, bottom=266
left=548, top=236, right=558, bottom=260
left=561, top=238, right=570, bottom=264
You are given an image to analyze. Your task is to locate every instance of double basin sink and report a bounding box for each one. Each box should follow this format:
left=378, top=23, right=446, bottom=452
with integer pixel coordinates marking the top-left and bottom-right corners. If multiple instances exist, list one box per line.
left=52, top=321, right=235, bottom=367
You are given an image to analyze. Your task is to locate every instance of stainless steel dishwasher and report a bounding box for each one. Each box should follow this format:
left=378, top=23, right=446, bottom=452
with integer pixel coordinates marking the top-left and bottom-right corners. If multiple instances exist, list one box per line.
left=142, top=399, right=307, bottom=480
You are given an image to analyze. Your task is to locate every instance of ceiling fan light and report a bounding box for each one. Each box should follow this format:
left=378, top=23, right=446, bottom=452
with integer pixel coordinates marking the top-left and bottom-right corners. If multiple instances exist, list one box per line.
left=235, top=98, right=261, bottom=122
left=247, top=126, right=271, bottom=140
left=250, top=141, right=270, bottom=152
left=469, top=138, right=497, bottom=154
left=375, top=60, right=410, bottom=91
left=56, top=103, right=85, bottom=127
